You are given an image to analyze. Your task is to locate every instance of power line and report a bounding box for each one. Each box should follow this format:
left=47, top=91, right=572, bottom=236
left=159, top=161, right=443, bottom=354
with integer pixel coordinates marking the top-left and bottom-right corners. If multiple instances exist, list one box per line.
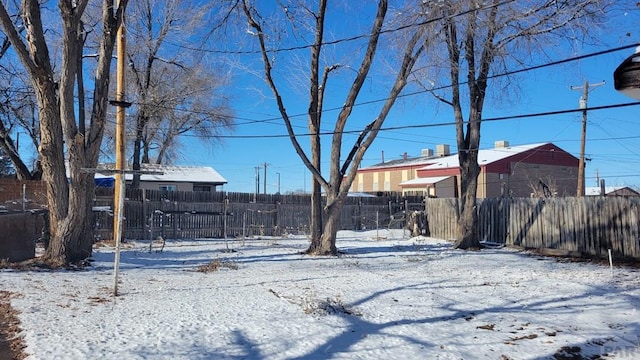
left=146, top=101, right=640, bottom=139
left=124, top=42, right=640, bottom=130
left=14, top=40, right=639, bottom=140
left=316, top=43, right=640, bottom=119
left=168, top=0, right=516, bottom=55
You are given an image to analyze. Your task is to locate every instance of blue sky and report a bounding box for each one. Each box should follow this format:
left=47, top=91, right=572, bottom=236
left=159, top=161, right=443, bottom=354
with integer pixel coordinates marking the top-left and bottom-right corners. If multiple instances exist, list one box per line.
left=174, top=3, right=640, bottom=195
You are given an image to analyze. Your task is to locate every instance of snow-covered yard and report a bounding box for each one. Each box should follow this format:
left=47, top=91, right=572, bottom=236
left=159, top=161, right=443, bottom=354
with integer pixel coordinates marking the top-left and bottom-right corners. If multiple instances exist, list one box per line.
left=2, top=230, right=639, bottom=359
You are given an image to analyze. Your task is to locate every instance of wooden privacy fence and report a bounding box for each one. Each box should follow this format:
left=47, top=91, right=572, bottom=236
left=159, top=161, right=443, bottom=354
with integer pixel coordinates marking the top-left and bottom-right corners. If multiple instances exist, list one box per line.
left=93, top=189, right=423, bottom=241
left=424, top=197, right=640, bottom=259
left=0, top=212, right=45, bottom=261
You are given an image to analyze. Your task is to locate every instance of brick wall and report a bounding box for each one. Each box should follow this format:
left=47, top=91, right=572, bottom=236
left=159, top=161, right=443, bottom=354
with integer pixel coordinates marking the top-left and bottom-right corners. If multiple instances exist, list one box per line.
left=0, top=179, right=47, bottom=208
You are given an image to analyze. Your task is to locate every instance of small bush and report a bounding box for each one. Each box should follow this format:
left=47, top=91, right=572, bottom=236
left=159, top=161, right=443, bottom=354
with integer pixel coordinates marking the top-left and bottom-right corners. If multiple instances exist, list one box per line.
left=196, top=258, right=238, bottom=273
left=303, top=296, right=362, bottom=317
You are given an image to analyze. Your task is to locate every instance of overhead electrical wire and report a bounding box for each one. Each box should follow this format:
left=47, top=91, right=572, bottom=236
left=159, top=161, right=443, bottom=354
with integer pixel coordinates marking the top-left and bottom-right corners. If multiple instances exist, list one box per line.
left=8, top=2, right=638, bottom=156
left=124, top=41, right=640, bottom=136
left=167, top=0, right=516, bottom=55
left=9, top=1, right=630, bottom=145
left=131, top=101, right=640, bottom=139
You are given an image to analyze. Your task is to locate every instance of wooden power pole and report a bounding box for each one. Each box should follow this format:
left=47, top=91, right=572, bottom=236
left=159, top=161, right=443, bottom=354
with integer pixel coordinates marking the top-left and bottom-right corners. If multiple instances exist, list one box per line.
left=571, top=80, right=605, bottom=197
left=112, top=4, right=127, bottom=296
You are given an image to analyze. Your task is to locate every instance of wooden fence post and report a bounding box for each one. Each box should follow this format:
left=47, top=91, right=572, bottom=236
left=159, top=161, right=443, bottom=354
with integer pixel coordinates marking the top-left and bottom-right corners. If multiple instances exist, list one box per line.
left=223, top=195, right=229, bottom=239
left=274, top=201, right=280, bottom=237
left=142, top=189, right=149, bottom=240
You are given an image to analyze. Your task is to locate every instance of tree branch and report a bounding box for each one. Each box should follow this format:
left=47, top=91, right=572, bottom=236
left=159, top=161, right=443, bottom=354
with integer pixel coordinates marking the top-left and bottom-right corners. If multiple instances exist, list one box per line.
left=242, top=0, right=329, bottom=189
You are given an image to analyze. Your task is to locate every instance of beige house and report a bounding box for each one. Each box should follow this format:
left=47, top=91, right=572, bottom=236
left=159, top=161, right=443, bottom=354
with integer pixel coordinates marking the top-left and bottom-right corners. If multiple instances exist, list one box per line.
left=350, top=146, right=448, bottom=194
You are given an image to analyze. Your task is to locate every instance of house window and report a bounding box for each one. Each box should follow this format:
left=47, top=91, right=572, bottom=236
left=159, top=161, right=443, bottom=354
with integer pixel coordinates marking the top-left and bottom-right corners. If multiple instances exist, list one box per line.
left=193, top=185, right=212, bottom=192
left=159, top=185, right=177, bottom=192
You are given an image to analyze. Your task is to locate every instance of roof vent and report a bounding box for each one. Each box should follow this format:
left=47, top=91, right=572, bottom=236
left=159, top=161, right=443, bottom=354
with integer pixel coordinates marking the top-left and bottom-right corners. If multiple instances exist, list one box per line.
left=494, top=140, right=510, bottom=149
left=436, top=144, right=450, bottom=157
left=421, top=148, right=434, bottom=157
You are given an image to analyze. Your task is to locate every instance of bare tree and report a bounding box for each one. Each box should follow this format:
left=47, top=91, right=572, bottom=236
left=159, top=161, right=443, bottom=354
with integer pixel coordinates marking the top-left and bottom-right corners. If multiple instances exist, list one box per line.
left=414, top=0, right=607, bottom=249
left=241, top=0, right=427, bottom=255
left=0, top=0, right=127, bottom=265
left=529, top=177, right=557, bottom=198
left=0, top=21, right=41, bottom=180
left=0, top=73, right=41, bottom=180
left=121, top=0, right=232, bottom=188
left=0, top=148, right=14, bottom=177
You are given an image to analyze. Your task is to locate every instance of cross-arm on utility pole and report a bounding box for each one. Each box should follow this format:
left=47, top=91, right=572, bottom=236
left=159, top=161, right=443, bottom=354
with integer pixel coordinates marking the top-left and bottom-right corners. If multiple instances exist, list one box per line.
left=570, top=80, right=605, bottom=197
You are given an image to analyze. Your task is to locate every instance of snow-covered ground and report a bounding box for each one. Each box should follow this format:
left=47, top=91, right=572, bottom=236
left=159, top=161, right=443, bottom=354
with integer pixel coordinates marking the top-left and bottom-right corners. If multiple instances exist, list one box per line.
left=2, top=229, right=639, bottom=359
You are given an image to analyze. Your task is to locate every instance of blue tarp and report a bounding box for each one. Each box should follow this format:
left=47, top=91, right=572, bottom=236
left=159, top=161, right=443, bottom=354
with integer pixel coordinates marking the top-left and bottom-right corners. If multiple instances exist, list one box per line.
left=95, top=177, right=115, bottom=187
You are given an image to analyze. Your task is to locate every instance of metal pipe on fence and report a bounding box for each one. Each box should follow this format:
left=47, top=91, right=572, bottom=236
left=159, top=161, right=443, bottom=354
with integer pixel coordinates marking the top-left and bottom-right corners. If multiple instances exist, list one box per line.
left=22, top=183, right=26, bottom=212
left=223, top=197, right=228, bottom=240
left=608, top=249, right=613, bottom=276
left=242, top=211, right=246, bottom=246
left=376, top=210, right=379, bottom=240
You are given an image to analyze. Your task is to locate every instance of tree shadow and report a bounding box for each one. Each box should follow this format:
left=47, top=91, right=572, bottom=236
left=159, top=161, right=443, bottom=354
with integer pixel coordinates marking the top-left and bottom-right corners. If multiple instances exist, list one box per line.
left=290, top=273, right=640, bottom=359
left=126, top=328, right=263, bottom=359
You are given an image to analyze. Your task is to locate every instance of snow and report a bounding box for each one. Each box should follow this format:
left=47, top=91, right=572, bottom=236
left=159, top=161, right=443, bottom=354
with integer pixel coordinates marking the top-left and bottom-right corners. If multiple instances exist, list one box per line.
left=2, top=230, right=640, bottom=359
left=398, top=175, right=451, bottom=186
left=415, top=143, right=547, bottom=171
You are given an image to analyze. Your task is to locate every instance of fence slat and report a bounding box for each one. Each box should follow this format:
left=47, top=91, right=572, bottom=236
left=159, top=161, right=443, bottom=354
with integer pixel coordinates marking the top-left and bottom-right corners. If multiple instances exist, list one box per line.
left=88, top=190, right=420, bottom=241
left=423, top=196, right=640, bottom=260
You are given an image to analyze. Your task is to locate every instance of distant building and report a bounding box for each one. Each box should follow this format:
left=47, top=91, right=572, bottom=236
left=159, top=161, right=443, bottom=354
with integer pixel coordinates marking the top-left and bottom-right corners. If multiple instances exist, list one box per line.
left=96, top=163, right=227, bottom=192
left=350, top=147, right=444, bottom=194
left=585, top=186, right=640, bottom=197
left=351, top=141, right=579, bottom=198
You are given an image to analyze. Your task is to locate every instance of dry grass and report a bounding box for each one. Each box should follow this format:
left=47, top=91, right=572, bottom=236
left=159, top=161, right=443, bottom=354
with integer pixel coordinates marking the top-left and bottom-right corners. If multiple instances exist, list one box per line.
left=268, top=289, right=361, bottom=317
left=195, top=258, right=238, bottom=273
left=0, top=291, right=27, bottom=360
left=0, top=258, right=70, bottom=271
left=0, top=259, right=44, bottom=271
left=0, top=259, right=14, bottom=270
left=302, top=296, right=362, bottom=317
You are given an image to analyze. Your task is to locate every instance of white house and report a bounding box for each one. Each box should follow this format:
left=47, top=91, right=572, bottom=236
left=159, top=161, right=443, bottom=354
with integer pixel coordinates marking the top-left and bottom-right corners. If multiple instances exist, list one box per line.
left=95, top=163, right=227, bottom=192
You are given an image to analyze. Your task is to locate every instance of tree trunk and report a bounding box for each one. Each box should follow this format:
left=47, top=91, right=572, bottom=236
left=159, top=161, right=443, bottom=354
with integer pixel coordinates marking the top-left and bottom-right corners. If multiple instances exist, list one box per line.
left=309, top=125, right=322, bottom=246
left=306, top=196, right=340, bottom=256
left=131, top=122, right=144, bottom=188
left=454, top=153, right=481, bottom=250
left=142, top=137, right=150, bottom=163
left=45, top=173, right=95, bottom=263
left=309, top=178, right=323, bottom=243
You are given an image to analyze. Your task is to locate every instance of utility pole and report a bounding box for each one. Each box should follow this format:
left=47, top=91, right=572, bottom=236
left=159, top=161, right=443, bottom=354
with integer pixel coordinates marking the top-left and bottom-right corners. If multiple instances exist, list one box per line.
left=263, top=162, right=269, bottom=195
left=112, top=2, right=127, bottom=297
left=571, top=80, right=605, bottom=197
left=276, top=172, right=280, bottom=194
left=254, top=166, right=260, bottom=202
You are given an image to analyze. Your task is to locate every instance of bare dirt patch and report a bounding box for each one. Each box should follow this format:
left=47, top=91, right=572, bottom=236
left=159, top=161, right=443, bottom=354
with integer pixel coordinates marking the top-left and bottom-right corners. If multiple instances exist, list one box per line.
left=195, top=258, right=239, bottom=273
left=0, top=291, right=27, bottom=360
